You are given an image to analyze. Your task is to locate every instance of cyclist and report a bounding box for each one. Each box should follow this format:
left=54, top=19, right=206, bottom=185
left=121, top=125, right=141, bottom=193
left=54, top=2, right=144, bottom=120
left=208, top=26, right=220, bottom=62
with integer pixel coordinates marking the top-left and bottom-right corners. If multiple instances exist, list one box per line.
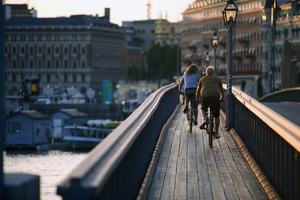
left=178, top=64, right=200, bottom=125
left=196, top=66, right=224, bottom=139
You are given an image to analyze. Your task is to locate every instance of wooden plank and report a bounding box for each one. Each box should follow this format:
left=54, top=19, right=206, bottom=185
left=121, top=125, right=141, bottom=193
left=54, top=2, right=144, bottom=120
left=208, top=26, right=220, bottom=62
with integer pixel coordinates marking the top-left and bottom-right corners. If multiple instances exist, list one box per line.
left=145, top=105, right=269, bottom=200
left=174, top=170, right=187, bottom=199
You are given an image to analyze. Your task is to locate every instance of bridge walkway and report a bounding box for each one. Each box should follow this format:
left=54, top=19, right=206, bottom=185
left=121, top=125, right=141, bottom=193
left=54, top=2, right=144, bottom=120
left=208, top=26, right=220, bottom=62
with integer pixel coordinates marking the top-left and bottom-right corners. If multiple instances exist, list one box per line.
left=144, top=104, right=272, bottom=200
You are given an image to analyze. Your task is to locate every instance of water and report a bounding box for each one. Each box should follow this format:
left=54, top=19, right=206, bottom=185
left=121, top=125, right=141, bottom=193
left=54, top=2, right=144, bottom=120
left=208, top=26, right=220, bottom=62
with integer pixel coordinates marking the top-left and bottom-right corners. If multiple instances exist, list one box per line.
left=3, top=149, right=88, bottom=200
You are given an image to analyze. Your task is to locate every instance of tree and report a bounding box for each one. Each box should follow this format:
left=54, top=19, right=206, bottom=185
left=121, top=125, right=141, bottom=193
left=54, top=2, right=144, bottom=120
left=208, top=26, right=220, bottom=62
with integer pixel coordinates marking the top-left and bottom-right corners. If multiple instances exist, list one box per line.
left=147, top=44, right=180, bottom=80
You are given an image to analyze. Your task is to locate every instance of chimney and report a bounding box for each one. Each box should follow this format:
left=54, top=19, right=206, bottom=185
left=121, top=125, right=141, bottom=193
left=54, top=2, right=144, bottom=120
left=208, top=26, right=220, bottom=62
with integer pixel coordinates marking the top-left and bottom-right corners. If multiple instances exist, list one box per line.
left=104, top=8, right=110, bottom=21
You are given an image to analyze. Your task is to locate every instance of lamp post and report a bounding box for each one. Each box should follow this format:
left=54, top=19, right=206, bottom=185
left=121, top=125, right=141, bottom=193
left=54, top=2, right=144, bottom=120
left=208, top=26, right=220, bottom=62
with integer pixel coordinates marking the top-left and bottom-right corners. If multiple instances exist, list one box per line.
left=204, top=52, right=210, bottom=76
left=222, top=0, right=238, bottom=130
left=205, top=52, right=210, bottom=66
left=211, top=32, right=219, bottom=76
left=270, top=0, right=276, bottom=92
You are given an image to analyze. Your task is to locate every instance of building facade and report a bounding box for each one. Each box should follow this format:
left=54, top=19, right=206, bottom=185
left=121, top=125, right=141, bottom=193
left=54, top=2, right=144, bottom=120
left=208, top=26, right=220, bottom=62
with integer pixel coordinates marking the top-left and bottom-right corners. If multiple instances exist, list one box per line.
left=4, top=14, right=126, bottom=98
left=181, top=0, right=300, bottom=99
left=122, top=21, right=146, bottom=81
left=154, top=19, right=182, bottom=46
left=274, top=1, right=300, bottom=89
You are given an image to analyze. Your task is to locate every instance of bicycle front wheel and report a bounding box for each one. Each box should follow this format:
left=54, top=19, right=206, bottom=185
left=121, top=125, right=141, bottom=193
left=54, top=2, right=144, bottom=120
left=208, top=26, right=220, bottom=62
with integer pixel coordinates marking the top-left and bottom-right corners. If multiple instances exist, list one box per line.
left=188, top=106, right=193, bottom=133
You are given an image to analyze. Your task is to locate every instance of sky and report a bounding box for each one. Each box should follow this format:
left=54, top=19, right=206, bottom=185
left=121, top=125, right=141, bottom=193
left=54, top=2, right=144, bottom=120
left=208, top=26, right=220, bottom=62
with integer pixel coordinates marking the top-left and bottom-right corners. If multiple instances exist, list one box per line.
left=5, top=0, right=195, bottom=26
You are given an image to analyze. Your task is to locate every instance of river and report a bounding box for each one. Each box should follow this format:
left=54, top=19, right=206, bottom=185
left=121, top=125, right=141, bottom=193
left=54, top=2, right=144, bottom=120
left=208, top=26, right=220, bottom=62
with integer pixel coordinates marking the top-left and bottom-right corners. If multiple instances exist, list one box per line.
left=3, top=149, right=88, bottom=200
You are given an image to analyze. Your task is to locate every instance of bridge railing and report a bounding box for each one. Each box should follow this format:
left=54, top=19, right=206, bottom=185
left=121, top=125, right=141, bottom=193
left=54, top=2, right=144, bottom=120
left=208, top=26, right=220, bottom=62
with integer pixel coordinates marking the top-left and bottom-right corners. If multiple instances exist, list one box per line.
left=57, top=83, right=300, bottom=200
left=230, top=86, right=300, bottom=200
left=57, top=83, right=179, bottom=200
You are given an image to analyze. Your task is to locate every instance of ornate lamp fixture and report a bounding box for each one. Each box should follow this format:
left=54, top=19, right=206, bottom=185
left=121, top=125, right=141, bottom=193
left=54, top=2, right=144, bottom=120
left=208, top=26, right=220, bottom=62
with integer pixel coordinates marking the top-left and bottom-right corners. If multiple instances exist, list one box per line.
left=211, top=32, right=219, bottom=48
left=222, top=0, right=238, bottom=28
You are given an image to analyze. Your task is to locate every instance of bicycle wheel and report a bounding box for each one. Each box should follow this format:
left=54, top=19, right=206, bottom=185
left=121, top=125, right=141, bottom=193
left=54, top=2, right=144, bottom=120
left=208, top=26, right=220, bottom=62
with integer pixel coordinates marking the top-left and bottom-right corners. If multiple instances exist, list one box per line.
left=188, top=103, right=193, bottom=133
left=209, top=107, right=213, bottom=148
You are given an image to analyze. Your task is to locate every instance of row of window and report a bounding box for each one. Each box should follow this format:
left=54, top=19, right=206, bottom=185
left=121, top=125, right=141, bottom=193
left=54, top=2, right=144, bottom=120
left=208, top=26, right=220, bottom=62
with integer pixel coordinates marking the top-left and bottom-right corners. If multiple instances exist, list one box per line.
left=184, top=1, right=263, bottom=22
left=218, top=62, right=262, bottom=73
left=8, top=122, right=51, bottom=137
left=182, top=27, right=264, bottom=53
left=7, top=72, right=88, bottom=83
left=5, top=45, right=87, bottom=55
left=234, top=62, right=261, bottom=72
left=5, top=34, right=87, bottom=42
left=275, top=26, right=300, bottom=40
left=6, top=59, right=87, bottom=68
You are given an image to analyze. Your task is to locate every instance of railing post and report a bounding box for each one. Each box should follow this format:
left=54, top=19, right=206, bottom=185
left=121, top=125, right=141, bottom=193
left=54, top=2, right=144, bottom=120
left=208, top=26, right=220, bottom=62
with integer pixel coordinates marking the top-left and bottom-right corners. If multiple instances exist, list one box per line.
left=0, top=1, right=5, bottom=199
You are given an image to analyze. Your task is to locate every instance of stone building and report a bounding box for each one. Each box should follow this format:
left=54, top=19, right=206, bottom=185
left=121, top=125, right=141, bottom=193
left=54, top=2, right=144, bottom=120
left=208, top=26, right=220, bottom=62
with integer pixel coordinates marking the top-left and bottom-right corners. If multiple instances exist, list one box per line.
left=181, top=0, right=300, bottom=98
left=4, top=13, right=125, bottom=98
left=154, top=19, right=182, bottom=46
left=121, top=21, right=147, bottom=81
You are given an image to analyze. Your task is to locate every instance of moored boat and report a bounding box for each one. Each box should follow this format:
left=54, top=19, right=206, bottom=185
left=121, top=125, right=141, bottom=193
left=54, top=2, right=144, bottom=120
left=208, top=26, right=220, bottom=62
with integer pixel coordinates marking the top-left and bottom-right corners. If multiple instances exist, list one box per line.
left=62, top=125, right=112, bottom=150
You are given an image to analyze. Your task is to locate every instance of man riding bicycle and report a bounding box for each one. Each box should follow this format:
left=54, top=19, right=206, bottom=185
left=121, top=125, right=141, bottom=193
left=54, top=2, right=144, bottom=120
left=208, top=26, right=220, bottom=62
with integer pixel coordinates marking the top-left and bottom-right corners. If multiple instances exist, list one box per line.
left=178, top=64, right=200, bottom=126
left=196, top=66, right=224, bottom=139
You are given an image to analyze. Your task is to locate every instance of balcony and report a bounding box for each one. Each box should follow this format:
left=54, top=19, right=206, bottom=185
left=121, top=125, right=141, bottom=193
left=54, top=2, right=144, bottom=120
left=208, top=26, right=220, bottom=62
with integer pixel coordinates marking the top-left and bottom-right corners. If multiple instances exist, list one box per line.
left=244, top=47, right=256, bottom=61
left=238, top=38, right=249, bottom=47
left=232, top=53, right=242, bottom=62
left=244, top=53, right=255, bottom=60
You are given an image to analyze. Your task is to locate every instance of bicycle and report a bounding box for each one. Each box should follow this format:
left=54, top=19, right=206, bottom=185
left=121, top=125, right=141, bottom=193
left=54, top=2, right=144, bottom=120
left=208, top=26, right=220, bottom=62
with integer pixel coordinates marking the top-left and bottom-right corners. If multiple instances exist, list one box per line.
left=186, top=97, right=195, bottom=133
left=206, top=104, right=214, bottom=148
left=200, top=104, right=214, bottom=148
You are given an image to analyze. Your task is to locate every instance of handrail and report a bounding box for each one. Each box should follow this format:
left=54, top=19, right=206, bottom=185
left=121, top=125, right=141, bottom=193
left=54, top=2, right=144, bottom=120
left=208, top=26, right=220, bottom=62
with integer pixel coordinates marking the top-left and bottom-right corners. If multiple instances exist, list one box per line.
left=229, top=85, right=300, bottom=199
left=57, top=83, right=299, bottom=200
left=57, top=83, right=178, bottom=199
left=232, top=86, right=300, bottom=152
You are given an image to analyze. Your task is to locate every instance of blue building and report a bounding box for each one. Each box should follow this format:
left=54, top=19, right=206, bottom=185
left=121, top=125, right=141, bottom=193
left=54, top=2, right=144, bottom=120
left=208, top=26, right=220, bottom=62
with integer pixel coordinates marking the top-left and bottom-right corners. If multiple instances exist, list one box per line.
left=6, top=110, right=51, bottom=148
left=51, top=109, right=88, bottom=140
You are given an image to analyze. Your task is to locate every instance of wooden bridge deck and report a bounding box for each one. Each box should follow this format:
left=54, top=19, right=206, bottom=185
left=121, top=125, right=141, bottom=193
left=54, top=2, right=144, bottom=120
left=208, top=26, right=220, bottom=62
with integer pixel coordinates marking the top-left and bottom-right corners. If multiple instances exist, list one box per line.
left=143, top=104, right=274, bottom=200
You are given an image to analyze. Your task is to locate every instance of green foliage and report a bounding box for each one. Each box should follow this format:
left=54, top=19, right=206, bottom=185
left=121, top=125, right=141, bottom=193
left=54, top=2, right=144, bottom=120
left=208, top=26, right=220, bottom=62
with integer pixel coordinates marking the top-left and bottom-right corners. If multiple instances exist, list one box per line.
left=147, top=44, right=181, bottom=80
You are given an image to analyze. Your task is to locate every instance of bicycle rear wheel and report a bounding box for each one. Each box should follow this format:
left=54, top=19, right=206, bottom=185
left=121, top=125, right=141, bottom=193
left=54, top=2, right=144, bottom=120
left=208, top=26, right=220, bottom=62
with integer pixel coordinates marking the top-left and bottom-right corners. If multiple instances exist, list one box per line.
left=209, top=108, right=213, bottom=148
left=188, top=104, right=193, bottom=133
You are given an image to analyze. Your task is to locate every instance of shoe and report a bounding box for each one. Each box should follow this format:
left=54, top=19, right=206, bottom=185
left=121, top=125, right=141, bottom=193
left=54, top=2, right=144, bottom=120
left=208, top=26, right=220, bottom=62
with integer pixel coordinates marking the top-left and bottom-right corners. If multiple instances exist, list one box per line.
left=199, top=120, right=207, bottom=129
left=183, top=107, right=187, bottom=114
left=194, top=121, right=198, bottom=126
left=214, top=132, right=221, bottom=139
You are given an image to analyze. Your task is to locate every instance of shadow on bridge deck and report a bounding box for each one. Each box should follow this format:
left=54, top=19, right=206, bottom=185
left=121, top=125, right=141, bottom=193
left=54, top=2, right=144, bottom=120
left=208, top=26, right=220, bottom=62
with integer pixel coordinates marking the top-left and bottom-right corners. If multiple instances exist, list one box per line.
left=142, top=104, right=278, bottom=200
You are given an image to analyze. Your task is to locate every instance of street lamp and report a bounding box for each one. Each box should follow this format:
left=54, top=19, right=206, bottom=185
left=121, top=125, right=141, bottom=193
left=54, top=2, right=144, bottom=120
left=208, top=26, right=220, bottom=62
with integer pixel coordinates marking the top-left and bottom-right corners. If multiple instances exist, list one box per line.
left=211, top=32, right=219, bottom=75
left=202, top=52, right=209, bottom=76
left=222, top=0, right=238, bottom=130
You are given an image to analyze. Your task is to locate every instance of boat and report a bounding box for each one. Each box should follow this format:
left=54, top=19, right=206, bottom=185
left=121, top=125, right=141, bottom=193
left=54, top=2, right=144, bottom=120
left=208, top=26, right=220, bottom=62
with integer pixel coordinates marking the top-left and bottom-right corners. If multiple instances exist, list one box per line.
left=102, top=119, right=122, bottom=129
left=62, top=125, right=112, bottom=150
left=87, top=119, right=122, bottom=129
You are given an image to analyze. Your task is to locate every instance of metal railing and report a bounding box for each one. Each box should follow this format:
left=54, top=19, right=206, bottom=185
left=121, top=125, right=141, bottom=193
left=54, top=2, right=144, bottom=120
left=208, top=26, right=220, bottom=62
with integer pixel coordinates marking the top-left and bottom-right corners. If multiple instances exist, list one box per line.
left=57, top=83, right=179, bottom=200
left=230, top=86, right=300, bottom=200
left=57, top=83, right=300, bottom=200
